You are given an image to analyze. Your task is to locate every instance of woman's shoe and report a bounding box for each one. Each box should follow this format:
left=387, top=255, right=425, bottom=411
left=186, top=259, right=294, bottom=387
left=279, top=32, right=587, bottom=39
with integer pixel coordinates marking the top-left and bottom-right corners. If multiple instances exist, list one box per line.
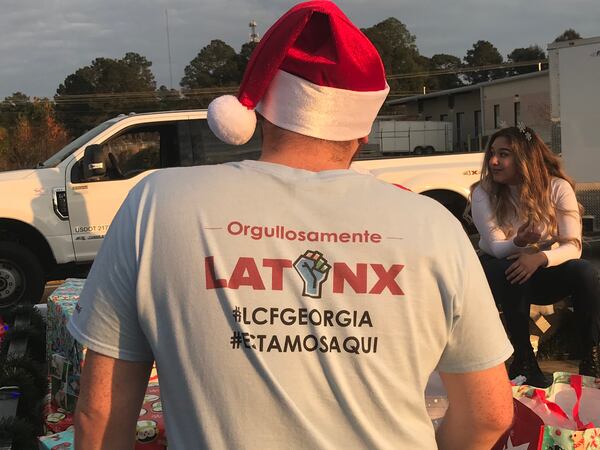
left=509, top=350, right=552, bottom=388
left=579, top=345, right=600, bottom=378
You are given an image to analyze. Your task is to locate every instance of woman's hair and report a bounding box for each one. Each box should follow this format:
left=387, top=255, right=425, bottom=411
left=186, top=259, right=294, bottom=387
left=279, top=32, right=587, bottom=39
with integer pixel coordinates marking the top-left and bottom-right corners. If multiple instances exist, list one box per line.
left=471, top=126, right=581, bottom=245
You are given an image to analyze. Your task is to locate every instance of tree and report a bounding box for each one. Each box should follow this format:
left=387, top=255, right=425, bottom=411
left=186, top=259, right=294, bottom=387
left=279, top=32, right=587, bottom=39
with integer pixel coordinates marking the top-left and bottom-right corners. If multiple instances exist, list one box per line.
left=236, top=41, right=259, bottom=77
left=2, top=92, right=29, bottom=107
left=156, top=85, right=183, bottom=111
left=55, top=53, right=158, bottom=136
left=554, top=29, right=582, bottom=42
left=362, top=18, right=428, bottom=98
left=507, top=45, right=546, bottom=75
left=464, top=40, right=504, bottom=84
left=0, top=93, right=33, bottom=169
left=0, top=98, right=70, bottom=171
left=180, top=40, right=240, bottom=90
left=0, top=93, right=32, bottom=130
left=426, top=53, right=464, bottom=90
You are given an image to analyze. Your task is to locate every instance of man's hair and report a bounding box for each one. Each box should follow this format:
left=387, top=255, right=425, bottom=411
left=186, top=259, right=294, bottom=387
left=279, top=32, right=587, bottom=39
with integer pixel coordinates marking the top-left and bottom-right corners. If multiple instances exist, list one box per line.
left=473, top=126, right=581, bottom=247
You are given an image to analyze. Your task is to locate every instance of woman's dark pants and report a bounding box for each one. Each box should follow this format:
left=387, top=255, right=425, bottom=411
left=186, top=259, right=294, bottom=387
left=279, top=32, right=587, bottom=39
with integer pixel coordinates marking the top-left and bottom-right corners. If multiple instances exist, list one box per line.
left=478, top=254, right=600, bottom=355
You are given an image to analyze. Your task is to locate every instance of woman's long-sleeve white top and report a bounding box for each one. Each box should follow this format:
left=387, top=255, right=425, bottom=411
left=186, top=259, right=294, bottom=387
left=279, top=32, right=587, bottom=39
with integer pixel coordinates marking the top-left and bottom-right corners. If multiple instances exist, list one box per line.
left=471, top=177, right=582, bottom=267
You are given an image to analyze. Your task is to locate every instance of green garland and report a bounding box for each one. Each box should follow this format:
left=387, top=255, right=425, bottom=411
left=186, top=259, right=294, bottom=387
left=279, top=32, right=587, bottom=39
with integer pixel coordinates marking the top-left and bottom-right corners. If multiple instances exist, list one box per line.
left=0, top=417, right=38, bottom=450
left=0, top=304, right=48, bottom=444
left=0, top=325, right=46, bottom=363
left=0, top=365, right=44, bottom=427
left=0, top=305, right=46, bottom=363
left=0, top=304, right=45, bottom=330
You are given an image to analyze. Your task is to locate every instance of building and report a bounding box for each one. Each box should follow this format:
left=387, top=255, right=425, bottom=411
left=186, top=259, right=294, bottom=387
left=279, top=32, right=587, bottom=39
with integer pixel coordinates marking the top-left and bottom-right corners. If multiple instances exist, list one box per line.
left=386, top=70, right=550, bottom=152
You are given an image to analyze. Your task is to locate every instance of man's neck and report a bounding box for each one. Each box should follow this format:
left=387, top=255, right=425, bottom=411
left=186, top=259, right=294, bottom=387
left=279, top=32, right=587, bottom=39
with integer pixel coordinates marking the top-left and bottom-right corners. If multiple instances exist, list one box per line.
left=258, top=119, right=361, bottom=172
left=260, top=140, right=359, bottom=172
left=259, top=151, right=351, bottom=172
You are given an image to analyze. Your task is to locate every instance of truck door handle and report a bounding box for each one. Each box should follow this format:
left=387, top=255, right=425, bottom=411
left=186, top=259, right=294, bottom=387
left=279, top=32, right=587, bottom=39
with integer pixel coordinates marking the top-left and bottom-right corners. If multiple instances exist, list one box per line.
left=53, top=187, right=69, bottom=220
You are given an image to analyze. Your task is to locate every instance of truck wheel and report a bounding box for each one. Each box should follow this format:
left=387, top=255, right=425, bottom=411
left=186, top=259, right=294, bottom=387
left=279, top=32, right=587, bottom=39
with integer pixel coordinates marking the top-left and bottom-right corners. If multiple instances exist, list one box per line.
left=422, top=190, right=477, bottom=235
left=0, top=242, right=45, bottom=309
left=414, top=146, right=424, bottom=155
left=425, top=145, right=435, bottom=154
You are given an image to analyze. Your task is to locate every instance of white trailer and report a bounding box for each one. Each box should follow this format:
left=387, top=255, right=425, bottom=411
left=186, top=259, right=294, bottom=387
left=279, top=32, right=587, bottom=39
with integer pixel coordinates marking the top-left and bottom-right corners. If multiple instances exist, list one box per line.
left=368, top=118, right=453, bottom=155
left=548, top=36, right=600, bottom=232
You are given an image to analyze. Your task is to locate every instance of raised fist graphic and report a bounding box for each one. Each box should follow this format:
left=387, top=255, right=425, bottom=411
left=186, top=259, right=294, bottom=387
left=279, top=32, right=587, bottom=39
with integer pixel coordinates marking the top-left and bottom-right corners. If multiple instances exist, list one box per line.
left=293, top=250, right=331, bottom=298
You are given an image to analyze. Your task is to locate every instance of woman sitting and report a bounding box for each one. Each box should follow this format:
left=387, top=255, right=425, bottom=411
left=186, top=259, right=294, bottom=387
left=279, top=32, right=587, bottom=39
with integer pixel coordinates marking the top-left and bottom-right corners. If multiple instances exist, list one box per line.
left=469, top=124, right=600, bottom=387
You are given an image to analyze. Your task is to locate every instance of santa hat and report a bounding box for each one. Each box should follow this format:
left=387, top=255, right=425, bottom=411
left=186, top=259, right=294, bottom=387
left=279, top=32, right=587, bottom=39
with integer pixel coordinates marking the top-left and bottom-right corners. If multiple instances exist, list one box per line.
left=207, top=0, right=390, bottom=145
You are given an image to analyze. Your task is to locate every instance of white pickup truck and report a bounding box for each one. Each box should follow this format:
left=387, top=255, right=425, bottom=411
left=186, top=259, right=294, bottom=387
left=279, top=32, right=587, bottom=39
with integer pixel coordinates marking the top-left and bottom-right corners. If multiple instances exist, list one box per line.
left=0, top=109, right=483, bottom=308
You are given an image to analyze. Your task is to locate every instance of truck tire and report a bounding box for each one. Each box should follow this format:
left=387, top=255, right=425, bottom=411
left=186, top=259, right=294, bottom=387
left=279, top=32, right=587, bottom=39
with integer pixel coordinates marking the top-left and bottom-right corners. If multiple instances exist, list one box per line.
left=425, top=145, right=435, bottom=154
left=414, top=146, right=424, bottom=155
left=0, top=241, right=45, bottom=309
left=421, top=190, right=477, bottom=235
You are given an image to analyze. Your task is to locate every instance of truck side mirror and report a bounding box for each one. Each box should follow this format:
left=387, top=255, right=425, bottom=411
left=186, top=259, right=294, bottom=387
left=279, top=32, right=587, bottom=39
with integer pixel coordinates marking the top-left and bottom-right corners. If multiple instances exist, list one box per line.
left=82, top=144, right=107, bottom=180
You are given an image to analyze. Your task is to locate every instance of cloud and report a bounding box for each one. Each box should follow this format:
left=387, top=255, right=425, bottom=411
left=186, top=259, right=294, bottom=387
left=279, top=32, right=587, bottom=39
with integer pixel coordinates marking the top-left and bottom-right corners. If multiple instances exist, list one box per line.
left=0, top=0, right=598, bottom=99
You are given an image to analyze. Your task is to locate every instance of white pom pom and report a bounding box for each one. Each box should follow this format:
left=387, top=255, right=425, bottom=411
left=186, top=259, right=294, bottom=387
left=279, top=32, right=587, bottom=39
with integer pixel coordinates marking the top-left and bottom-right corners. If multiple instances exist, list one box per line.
left=207, top=95, right=257, bottom=145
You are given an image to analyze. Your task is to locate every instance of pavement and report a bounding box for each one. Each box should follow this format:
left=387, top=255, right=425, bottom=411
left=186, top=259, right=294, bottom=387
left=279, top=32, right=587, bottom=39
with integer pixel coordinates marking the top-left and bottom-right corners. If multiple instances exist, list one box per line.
left=539, top=359, right=579, bottom=374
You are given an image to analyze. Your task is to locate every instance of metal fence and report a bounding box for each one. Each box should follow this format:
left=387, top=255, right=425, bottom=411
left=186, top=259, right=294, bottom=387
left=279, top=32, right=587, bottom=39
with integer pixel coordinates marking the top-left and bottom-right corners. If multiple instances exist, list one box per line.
left=577, top=183, right=600, bottom=233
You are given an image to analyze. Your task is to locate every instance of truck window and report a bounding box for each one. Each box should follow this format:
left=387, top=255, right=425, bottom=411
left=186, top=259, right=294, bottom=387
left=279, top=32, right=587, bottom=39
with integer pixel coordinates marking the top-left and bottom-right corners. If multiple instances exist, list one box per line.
left=42, top=119, right=117, bottom=168
left=188, top=120, right=261, bottom=165
left=72, top=122, right=183, bottom=183
left=105, top=130, right=161, bottom=178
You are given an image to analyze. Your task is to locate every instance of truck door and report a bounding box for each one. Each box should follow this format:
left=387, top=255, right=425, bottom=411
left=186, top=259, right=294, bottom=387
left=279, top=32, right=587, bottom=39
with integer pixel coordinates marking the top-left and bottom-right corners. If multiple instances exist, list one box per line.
left=66, top=120, right=188, bottom=262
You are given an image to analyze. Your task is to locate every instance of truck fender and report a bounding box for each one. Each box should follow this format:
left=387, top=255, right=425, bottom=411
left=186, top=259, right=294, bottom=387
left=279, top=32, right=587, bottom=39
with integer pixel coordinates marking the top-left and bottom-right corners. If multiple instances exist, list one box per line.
left=0, top=218, right=57, bottom=271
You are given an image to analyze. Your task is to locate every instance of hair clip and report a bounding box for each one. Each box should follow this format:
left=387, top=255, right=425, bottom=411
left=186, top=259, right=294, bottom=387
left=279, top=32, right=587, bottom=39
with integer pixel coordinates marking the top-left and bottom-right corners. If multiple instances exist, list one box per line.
left=517, top=121, right=532, bottom=141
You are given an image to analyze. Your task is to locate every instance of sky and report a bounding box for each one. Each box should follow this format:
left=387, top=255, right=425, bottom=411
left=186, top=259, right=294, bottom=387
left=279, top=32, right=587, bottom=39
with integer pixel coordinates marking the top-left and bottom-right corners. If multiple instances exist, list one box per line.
left=1, top=0, right=598, bottom=100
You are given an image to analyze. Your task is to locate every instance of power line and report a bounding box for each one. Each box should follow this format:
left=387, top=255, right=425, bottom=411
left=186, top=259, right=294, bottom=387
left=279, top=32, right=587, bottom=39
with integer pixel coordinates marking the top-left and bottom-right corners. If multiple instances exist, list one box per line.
left=2, top=60, right=547, bottom=106
left=387, top=59, right=547, bottom=80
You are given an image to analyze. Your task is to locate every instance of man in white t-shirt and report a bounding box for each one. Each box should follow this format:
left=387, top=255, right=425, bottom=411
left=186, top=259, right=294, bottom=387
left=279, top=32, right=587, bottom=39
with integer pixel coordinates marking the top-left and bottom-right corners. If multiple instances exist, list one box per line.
left=69, top=2, right=514, bottom=449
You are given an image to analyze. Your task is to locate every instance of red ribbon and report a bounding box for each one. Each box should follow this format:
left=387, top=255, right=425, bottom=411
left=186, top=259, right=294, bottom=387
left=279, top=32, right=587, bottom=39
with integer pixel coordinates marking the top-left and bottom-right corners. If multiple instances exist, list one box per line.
left=531, top=375, right=596, bottom=430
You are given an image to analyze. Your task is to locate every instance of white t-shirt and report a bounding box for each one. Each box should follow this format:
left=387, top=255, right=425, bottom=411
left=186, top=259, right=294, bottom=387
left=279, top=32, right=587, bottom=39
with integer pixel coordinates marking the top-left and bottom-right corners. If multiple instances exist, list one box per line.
left=68, top=160, right=512, bottom=450
left=472, top=177, right=581, bottom=267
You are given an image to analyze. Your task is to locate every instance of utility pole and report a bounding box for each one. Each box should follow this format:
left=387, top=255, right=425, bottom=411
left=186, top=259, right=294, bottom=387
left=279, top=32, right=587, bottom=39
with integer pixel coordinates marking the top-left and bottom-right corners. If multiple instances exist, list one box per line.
left=165, top=9, right=174, bottom=90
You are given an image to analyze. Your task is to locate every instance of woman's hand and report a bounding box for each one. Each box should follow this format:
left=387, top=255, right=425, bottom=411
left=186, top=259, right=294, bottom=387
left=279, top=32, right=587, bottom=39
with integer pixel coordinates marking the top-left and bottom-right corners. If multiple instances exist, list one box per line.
left=505, top=252, right=548, bottom=284
left=513, top=221, right=542, bottom=247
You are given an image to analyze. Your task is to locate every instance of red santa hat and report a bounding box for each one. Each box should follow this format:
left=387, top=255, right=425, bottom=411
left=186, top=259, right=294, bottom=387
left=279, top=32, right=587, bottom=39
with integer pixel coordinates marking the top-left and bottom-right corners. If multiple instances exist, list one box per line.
left=207, top=0, right=390, bottom=145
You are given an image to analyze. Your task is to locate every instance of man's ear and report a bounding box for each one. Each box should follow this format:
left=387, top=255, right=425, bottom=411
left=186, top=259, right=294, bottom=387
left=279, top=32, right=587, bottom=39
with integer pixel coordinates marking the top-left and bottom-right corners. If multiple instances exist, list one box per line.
left=350, top=136, right=369, bottom=161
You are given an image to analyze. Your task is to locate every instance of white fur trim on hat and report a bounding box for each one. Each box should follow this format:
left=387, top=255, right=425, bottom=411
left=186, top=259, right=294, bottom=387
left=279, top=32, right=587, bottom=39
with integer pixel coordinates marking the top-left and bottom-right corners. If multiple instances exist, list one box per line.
left=255, top=71, right=390, bottom=141
left=207, top=95, right=257, bottom=145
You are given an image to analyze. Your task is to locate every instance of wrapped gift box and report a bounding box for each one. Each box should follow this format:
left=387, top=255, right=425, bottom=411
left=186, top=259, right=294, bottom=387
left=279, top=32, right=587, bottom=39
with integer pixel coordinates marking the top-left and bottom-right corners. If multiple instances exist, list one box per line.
left=44, top=279, right=166, bottom=448
left=47, top=278, right=87, bottom=413
left=41, top=382, right=166, bottom=449
left=39, top=429, right=74, bottom=449
left=47, top=278, right=86, bottom=364
left=135, top=380, right=167, bottom=449
left=43, top=400, right=74, bottom=435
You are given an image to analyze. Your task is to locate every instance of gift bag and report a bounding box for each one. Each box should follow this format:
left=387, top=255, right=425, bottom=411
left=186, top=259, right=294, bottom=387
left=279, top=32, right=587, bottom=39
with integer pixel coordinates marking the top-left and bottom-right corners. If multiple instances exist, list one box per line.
left=496, top=372, right=600, bottom=450
left=492, top=399, right=545, bottom=450
left=533, top=373, right=600, bottom=449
